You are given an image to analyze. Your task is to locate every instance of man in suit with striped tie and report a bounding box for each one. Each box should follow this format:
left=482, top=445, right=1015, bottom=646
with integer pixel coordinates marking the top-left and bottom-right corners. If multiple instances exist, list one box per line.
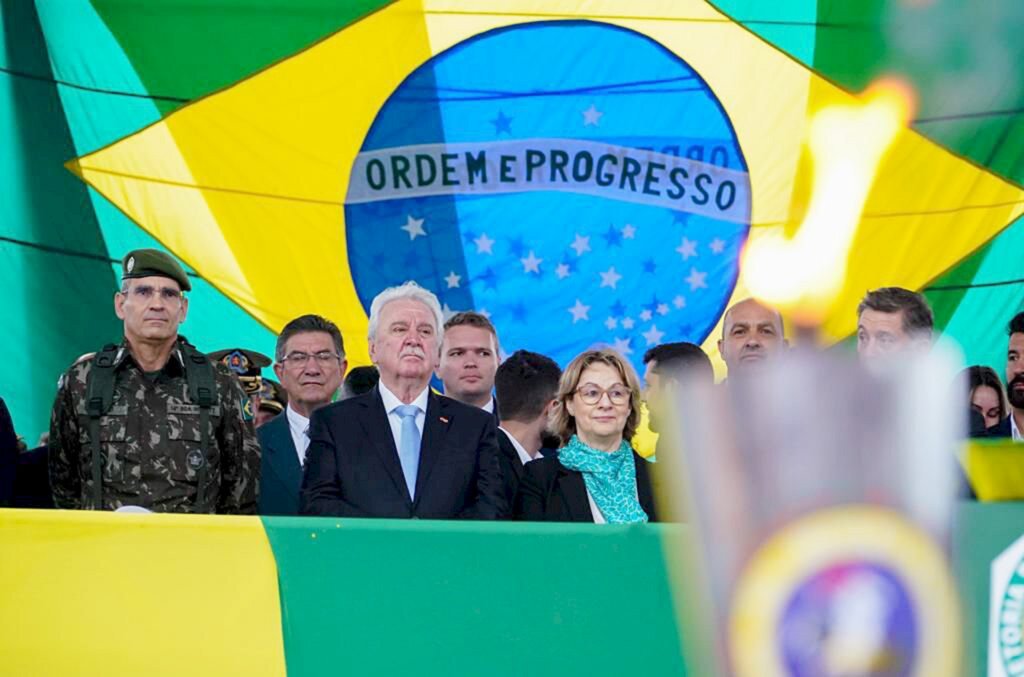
left=258, top=315, right=347, bottom=515
left=300, top=282, right=503, bottom=519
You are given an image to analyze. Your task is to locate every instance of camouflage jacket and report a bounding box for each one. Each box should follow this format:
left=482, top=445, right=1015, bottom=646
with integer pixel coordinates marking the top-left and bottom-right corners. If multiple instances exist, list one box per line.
left=48, top=338, right=260, bottom=513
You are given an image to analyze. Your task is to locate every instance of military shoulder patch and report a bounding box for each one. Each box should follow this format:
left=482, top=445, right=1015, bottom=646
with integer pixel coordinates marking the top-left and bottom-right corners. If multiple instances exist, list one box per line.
left=241, top=396, right=255, bottom=422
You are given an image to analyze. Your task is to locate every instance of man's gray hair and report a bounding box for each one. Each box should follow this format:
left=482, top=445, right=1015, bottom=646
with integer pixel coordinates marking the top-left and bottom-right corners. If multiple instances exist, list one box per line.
left=367, top=281, right=445, bottom=341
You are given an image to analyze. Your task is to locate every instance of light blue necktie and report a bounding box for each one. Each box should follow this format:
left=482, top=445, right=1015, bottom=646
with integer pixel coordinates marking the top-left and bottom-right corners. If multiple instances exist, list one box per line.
left=394, top=404, right=421, bottom=499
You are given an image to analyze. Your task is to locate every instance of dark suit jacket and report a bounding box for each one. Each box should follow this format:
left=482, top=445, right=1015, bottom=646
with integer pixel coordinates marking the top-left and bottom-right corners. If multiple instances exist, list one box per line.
left=300, top=386, right=503, bottom=519
left=257, top=412, right=303, bottom=516
left=496, top=429, right=559, bottom=519
left=513, top=451, right=657, bottom=523
left=13, top=445, right=54, bottom=509
left=987, top=416, right=1012, bottom=438
left=0, top=397, right=17, bottom=506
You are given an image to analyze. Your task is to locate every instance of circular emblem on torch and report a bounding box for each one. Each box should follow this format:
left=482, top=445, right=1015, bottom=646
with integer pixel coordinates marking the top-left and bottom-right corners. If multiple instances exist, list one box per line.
left=729, top=505, right=959, bottom=677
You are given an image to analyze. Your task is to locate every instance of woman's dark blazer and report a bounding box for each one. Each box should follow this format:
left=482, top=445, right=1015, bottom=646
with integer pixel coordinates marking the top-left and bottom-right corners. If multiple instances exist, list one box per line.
left=512, top=451, right=658, bottom=523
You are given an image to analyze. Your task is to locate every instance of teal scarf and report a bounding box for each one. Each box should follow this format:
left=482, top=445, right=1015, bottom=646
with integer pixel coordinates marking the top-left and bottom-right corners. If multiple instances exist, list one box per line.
left=558, top=435, right=648, bottom=524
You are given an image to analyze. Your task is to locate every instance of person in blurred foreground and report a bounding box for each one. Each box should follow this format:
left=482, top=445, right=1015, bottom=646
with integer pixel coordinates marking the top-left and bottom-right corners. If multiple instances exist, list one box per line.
left=514, top=349, right=655, bottom=523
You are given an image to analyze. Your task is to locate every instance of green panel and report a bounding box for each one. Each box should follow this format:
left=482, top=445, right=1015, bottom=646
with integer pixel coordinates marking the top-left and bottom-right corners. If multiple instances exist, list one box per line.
left=926, top=215, right=1024, bottom=372
left=712, top=0, right=818, bottom=67
left=0, top=0, right=120, bottom=441
left=262, top=518, right=689, bottom=676
left=952, top=500, right=1024, bottom=677
left=92, top=0, right=393, bottom=115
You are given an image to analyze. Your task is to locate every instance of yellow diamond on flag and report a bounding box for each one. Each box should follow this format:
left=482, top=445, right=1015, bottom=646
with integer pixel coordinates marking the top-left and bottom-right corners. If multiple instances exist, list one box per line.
left=68, top=0, right=1024, bottom=374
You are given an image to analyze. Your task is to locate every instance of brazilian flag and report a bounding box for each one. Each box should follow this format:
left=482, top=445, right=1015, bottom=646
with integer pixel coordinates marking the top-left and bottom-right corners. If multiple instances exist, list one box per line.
left=3, top=0, right=1024, bottom=449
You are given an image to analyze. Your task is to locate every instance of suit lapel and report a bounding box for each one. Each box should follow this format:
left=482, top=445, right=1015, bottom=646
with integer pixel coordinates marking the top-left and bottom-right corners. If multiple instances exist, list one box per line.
left=557, top=468, right=594, bottom=522
left=497, top=429, right=524, bottom=483
left=264, top=415, right=302, bottom=490
left=413, top=391, right=448, bottom=504
left=358, top=387, right=413, bottom=504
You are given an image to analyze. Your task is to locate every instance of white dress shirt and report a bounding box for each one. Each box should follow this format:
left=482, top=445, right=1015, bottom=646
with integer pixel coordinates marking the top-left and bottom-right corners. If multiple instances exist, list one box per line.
left=482, top=398, right=495, bottom=414
left=1012, top=414, right=1023, bottom=442
left=286, top=404, right=311, bottom=467
left=378, top=381, right=430, bottom=452
left=586, top=490, right=607, bottom=524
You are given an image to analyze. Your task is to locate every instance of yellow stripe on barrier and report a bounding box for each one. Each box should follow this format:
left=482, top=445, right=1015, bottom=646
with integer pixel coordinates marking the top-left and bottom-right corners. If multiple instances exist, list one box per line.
left=0, top=509, right=285, bottom=677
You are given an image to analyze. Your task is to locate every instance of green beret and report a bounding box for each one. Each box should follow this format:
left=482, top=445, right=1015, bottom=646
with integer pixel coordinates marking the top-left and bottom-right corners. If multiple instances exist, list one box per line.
left=121, top=249, right=191, bottom=292
left=208, top=348, right=272, bottom=395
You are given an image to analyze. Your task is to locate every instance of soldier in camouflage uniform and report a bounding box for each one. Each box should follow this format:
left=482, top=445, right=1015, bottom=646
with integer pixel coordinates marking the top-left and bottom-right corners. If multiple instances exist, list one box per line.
left=48, top=249, right=261, bottom=513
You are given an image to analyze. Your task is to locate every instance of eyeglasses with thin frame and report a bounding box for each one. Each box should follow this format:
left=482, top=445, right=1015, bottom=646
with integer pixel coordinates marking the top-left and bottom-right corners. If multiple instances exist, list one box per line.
left=280, top=351, right=342, bottom=369
left=124, top=285, right=184, bottom=303
left=574, top=384, right=631, bottom=406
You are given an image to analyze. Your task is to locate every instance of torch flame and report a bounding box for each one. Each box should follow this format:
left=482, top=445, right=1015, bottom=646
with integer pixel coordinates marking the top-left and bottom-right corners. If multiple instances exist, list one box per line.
left=743, top=78, right=915, bottom=323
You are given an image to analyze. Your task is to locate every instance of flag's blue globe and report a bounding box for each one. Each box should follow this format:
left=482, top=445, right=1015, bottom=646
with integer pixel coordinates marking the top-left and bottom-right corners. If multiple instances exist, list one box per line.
left=345, top=21, right=750, bottom=371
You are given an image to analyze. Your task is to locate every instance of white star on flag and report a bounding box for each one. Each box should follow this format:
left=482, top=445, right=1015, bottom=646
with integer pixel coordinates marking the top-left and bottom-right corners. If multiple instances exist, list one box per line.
left=441, top=303, right=459, bottom=321
left=612, top=337, right=633, bottom=355
left=521, top=250, right=543, bottom=274
left=599, top=266, right=623, bottom=289
left=642, top=325, right=665, bottom=346
left=478, top=308, right=491, bottom=319
left=605, top=317, right=618, bottom=330
left=673, top=295, right=686, bottom=309
left=582, top=103, right=604, bottom=127
left=657, top=303, right=669, bottom=316
left=621, top=317, right=635, bottom=330
left=676, top=237, right=697, bottom=260
left=710, top=238, right=726, bottom=254
left=639, top=309, right=653, bottom=322
left=686, top=267, right=708, bottom=291
left=444, top=271, right=461, bottom=289
left=570, top=234, right=591, bottom=257
left=555, top=263, right=571, bottom=279
left=568, top=299, right=591, bottom=323
left=622, top=224, right=636, bottom=239
left=474, top=233, right=495, bottom=254
left=401, top=215, right=426, bottom=240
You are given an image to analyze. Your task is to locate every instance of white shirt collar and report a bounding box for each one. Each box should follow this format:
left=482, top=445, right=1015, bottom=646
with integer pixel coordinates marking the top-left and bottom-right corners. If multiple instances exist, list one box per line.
left=482, top=398, right=495, bottom=414
left=286, top=403, right=309, bottom=435
left=378, top=380, right=430, bottom=415
left=1012, top=414, right=1023, bottom=442
left=499, top=426, right=535, bottom=466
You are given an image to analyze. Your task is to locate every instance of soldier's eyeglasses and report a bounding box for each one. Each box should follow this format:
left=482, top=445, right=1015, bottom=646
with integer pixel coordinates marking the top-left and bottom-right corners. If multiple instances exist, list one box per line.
left=281, top=351, right=342, bottom=368
left=575, top=385, right=631, bottom=406
left=128, top=285, right=184, bottom=302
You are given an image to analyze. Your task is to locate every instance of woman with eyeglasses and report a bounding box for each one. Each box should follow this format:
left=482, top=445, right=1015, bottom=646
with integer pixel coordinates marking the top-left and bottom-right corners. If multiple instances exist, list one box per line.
left=513, top=348, right=656, bottom=523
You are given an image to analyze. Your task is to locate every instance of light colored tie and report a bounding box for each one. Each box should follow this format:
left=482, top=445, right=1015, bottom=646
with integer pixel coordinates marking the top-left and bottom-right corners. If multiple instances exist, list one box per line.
left=394, top=404, right=421, bottom=499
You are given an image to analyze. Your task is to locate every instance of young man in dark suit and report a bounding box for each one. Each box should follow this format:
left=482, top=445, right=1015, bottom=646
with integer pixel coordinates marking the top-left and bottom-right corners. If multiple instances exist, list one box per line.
left=436, top=311, right=501, bottom=420
left=493, top=350, right=562, bottom=518
left=258, top=315, right=347, bottom=515
left=300, top=282, right=503, bottom=519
